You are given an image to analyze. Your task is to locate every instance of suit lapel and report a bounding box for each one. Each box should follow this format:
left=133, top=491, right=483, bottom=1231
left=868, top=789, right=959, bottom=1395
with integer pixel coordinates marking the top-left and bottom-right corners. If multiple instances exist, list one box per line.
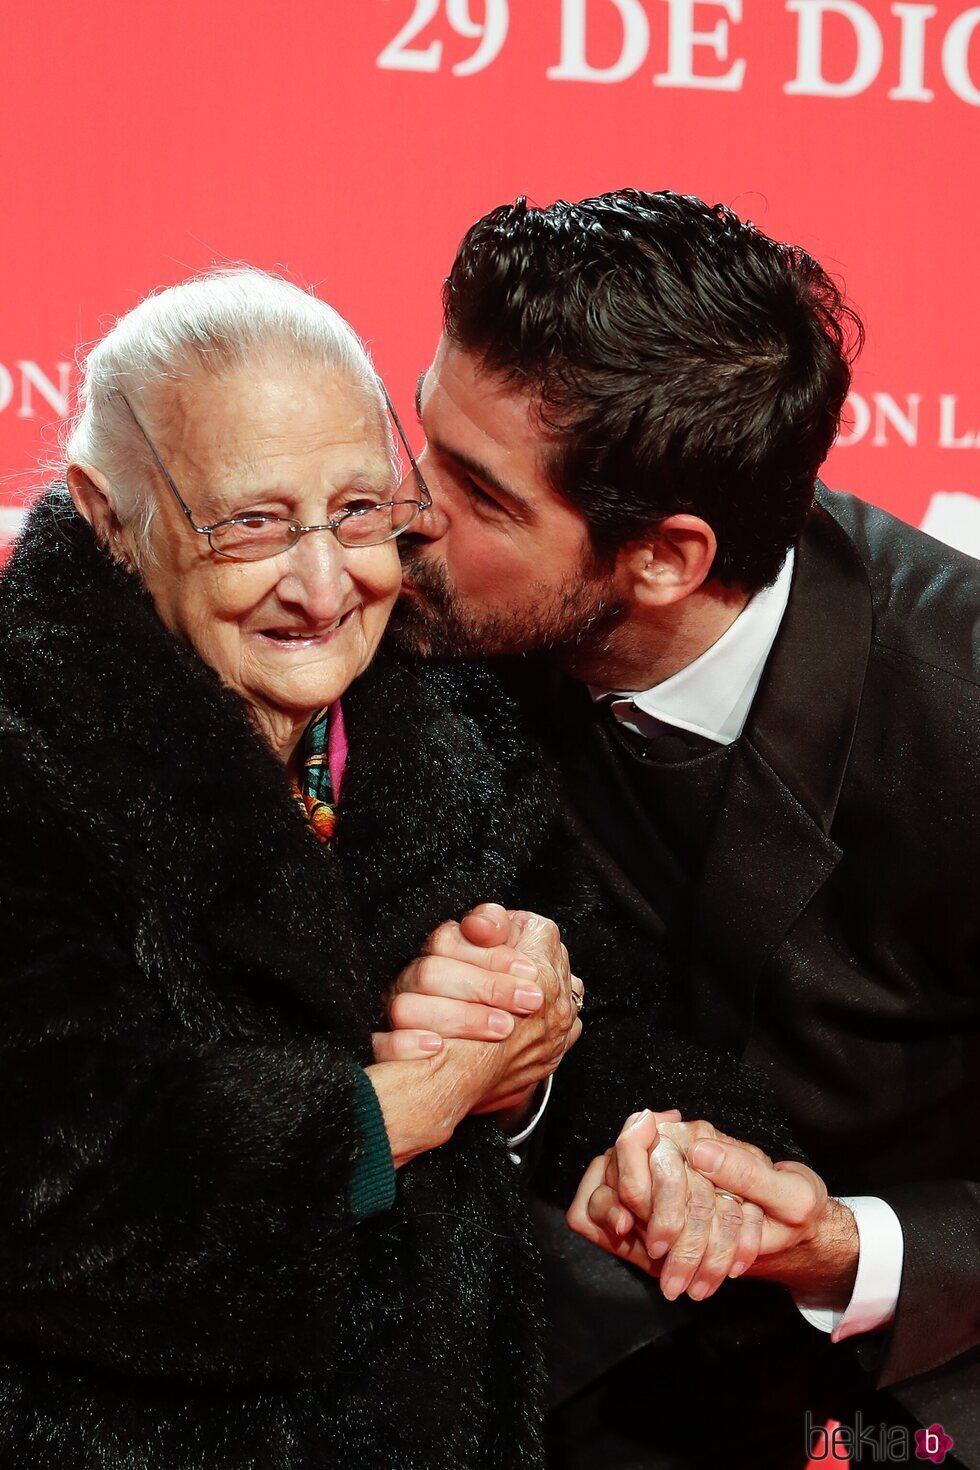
left=689, top=497, right=873, bottom=1053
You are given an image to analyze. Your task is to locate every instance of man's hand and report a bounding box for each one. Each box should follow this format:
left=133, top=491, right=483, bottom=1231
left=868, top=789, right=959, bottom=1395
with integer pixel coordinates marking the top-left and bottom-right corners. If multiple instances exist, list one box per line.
left=567, top=1113, right=767, bottom=1301
left=568, top=1114, right=859, bottom=1311
left=687, top=1136, right=859, bottom=1309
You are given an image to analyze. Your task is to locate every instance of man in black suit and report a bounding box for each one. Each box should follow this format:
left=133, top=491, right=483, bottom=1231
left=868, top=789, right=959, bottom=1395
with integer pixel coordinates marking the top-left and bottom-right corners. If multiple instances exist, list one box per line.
left=387, top=192, right=979, bottom=1468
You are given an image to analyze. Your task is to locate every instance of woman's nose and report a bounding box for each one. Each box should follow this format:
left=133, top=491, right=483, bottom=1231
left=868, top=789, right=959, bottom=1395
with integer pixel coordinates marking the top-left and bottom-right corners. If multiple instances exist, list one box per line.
left=275, top=529, right=350, bottom=619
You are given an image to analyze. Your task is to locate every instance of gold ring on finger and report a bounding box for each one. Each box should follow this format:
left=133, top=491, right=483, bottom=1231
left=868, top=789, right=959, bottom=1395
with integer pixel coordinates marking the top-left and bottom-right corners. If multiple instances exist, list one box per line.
left=571, top=988, right=584, bottom=1012
left=714, top=1190, right=742, bottom=1205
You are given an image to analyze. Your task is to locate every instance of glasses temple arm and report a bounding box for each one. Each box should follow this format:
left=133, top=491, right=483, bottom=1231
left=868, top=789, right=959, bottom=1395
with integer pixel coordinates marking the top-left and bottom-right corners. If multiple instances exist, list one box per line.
left=377, top=377, right=432, bottom=505
left=114, top=392, right=198, bottom=524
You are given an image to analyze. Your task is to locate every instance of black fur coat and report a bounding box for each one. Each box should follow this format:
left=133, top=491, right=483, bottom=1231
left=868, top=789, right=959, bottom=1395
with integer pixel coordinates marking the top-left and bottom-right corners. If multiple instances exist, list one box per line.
left=0, top=495, right=793, bottom=1469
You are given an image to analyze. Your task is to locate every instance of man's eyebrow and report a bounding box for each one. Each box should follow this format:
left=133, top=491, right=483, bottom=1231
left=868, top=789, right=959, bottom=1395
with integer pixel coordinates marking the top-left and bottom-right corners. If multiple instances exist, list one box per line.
left=429, top=435, right=533, bottom=520
left=415, top=367, right=533, bottom=518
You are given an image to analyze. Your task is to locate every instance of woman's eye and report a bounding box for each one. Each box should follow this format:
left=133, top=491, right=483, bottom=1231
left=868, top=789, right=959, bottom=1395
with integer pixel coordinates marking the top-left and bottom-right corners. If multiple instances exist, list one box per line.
left=342, top=496, right=384, bottom=514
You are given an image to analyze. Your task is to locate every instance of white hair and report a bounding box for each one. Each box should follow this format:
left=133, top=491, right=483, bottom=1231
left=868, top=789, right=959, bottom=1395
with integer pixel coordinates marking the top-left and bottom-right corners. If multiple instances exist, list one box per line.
left=60, top=267, right=390, bottom=546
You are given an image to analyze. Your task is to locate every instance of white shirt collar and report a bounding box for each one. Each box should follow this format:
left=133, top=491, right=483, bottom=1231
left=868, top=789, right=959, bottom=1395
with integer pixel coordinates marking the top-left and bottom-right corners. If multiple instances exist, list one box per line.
left=590, top=549, right=795, bottom=747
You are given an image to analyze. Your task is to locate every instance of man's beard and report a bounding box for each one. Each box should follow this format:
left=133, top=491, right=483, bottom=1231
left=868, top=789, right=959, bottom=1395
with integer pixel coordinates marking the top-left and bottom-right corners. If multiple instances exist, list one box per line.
left=390, top=545, right=629, bottom=670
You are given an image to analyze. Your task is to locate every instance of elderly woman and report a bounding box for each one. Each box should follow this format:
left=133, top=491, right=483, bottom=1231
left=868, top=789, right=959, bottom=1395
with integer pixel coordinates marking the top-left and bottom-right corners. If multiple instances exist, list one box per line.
left=0, top=270, right=589, bottom=1470
left=0, top=270, right=798, bottom=1470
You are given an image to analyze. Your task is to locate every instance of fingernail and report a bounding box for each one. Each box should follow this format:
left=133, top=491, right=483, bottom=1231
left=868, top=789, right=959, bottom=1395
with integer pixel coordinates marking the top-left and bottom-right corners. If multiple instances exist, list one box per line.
left=419, top=1034, right=443, bottom=1054
left=615, top=1209, right=633, bottom=1237
left=646, top=1239, right=670, bottom=1260
left=660, top=1277, right=681, bottom=1302
left=728, top=1263, right=746, bottom=1278
left=488, top=1011, right=511, bottom=1035
left=514, top=986, right=544, bottom=1011
left=688, top=1283, right=709, bottom=1301
left=627, top=1109, right=652, bottom=1129
left=691, top=1140, right=725, bottom=1171
left=509, top=959, right=538, bottom=979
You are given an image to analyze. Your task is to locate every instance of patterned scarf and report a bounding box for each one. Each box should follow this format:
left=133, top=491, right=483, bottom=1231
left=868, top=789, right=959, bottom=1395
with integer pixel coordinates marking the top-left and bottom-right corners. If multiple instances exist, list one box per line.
left=292, top=703, right=346, bottom=844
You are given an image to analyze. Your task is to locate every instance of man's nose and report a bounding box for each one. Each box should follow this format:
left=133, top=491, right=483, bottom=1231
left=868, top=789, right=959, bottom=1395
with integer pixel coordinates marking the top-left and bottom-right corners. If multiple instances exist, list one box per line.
left=398, top=461, right=448, bottom=542
left=276, top=529, right=351, bottom=619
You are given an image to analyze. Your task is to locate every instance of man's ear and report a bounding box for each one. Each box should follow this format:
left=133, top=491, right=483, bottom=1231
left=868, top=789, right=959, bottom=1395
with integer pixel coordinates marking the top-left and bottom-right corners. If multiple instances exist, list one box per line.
left=66, top=463, right=128, bottom=559
left=621, top=515, right=717, bottom=608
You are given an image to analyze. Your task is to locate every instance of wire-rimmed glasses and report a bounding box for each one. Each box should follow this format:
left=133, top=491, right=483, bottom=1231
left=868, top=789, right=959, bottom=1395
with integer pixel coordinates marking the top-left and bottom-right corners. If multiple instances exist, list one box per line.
left=115, top=380, right=430, bottom=562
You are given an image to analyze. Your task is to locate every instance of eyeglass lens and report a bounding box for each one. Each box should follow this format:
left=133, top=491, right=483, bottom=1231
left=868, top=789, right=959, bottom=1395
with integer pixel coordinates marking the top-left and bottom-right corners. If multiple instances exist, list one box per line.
left=207, top=499, right=422, bottom=560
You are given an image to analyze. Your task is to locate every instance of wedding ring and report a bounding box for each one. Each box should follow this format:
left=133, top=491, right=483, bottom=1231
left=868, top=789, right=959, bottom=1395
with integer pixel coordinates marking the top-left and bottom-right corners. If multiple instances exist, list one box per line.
left=571, top=988, right=585, bottom=1012
left=714, top=1190, right=742, bottom=1204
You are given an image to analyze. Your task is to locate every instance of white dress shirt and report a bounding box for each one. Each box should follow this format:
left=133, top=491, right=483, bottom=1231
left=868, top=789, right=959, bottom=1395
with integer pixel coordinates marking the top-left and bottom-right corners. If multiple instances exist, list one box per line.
left=591, top=549, right=902, bottom=1340
left=593, top=550, right=796, bottom=747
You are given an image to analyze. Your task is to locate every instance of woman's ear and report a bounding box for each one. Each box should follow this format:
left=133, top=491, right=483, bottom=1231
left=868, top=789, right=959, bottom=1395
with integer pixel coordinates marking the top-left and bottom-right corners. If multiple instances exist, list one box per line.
left=66, top=463, right=129, bottom=559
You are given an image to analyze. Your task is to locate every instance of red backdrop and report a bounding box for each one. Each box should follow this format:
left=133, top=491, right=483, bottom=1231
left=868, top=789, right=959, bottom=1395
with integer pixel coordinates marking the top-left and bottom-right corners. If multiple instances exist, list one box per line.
left=3, top=0, right=979, bottom=556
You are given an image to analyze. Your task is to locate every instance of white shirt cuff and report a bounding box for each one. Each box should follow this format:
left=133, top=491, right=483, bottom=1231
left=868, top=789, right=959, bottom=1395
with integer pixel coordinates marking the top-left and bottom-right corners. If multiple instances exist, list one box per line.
left=505, top=1073, right=553, bottom=1163
left=797, top=1195, right=904, bottom=1341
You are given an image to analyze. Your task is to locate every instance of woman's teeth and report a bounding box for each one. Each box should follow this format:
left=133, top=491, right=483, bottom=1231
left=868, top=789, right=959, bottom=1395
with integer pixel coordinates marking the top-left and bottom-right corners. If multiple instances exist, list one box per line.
left=263, top=613, right=349, bottom=641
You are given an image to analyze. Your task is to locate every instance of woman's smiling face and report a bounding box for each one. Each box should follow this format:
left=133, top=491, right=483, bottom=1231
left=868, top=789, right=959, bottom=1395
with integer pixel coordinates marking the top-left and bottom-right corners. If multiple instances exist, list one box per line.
left=131, top=360, right=401, bottom=764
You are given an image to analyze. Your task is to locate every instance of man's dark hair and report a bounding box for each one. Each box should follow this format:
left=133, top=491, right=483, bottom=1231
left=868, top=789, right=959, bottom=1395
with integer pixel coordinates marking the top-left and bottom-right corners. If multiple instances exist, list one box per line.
left=443, top=190, right=863, bottom=591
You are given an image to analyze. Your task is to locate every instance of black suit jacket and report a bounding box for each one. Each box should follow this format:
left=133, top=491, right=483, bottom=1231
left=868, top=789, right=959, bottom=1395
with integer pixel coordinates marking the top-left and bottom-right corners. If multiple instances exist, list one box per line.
left=524, top=488, right=980, bottom=1459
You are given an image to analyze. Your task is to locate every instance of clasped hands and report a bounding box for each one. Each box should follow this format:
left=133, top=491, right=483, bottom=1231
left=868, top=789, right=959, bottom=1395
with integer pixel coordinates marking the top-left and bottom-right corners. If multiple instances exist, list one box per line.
left=374, top=902, right=583, bottom=1119
left=566, top=1111, right=846, bottom=1305
left=377, top=904, right=853, bottom=1308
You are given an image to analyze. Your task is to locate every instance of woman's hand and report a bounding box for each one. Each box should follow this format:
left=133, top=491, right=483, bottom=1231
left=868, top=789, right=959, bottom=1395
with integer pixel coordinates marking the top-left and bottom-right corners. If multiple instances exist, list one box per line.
left=366, top=912, right=582, bottom=1165
left=375, top=901, right=583, bottom=1041
left=373, top=903, right=583, bottom=1117
left=372, top=903, right=549, bottom=1061
left=566, top=1112, right=768, bottom=1301
left=464, top=909, right=583, bottom=1115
